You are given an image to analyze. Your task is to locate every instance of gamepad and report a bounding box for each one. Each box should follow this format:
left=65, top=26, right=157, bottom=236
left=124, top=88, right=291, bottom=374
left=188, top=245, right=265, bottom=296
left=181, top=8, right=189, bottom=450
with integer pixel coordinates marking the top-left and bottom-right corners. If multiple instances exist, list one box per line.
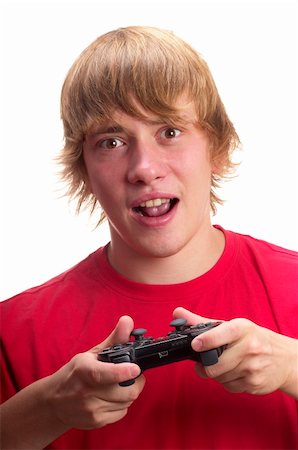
left=98, top=318, right=225, bottom=386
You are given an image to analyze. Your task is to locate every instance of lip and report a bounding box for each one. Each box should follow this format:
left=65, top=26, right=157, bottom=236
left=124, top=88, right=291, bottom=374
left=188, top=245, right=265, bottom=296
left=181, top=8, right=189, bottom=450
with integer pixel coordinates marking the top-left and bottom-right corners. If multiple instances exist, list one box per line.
left=129, top=192, right=179, bottom=228
left=130, top=192, right=177, bottom=209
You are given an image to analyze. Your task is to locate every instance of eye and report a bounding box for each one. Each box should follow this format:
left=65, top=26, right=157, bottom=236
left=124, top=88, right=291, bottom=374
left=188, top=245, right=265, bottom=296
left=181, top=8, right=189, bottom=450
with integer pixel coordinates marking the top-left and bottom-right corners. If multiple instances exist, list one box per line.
left=160, top=128, right=181, bottom=139
left=98, top=138, right=125, bottom=150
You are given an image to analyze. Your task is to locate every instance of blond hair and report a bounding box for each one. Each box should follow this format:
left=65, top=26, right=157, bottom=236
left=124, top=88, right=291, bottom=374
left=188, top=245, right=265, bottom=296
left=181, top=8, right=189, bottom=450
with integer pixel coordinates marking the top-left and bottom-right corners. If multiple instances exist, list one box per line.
left=59, top=26, right=240, bottom=220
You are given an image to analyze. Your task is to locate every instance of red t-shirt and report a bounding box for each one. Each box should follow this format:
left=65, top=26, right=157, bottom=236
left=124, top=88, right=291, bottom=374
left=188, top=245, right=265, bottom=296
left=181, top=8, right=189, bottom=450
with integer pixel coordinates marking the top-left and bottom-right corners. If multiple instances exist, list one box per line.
left=1, top=227, right=297, bottom=449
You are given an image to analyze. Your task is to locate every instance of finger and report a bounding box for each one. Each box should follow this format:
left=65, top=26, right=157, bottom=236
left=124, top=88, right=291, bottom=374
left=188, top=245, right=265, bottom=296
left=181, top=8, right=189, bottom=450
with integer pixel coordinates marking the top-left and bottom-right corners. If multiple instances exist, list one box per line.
left=191, top=318, right=249, bottom=352
left=71, top=352, right=142, bottom=387
left=194, top=361, right=247, bottom=393
left=194, top=363, right=208, bottom=379
left=221, top=377, right=247, bottom=394
left=173, top=307, right=218, bottom=325
left=106, top=374, right=146, bottom=400
left=91, top=406, right=130, bottom=429
left=89, top=316, right=134, bottom=354
left=195, top=358, right=245, bottom=391
left=97, top=375, right=146, bottom=405
left=94, top=373, right=146, bottom=405
left=79, top=398, right=130, bottom=429
left=94, top=360, right=142, bottom=386
left=197, top=348, right=242, bottom=383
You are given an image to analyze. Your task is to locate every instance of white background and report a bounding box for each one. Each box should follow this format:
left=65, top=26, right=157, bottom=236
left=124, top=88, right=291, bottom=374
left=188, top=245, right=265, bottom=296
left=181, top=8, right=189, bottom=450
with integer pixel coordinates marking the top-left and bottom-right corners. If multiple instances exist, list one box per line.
left=0, top=0, right=297, bottom=300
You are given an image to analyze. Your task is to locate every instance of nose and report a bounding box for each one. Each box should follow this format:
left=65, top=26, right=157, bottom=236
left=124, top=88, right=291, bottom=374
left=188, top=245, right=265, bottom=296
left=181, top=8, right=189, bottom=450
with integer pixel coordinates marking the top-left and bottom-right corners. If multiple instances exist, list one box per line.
left=127, top=139, right=168, bottom=185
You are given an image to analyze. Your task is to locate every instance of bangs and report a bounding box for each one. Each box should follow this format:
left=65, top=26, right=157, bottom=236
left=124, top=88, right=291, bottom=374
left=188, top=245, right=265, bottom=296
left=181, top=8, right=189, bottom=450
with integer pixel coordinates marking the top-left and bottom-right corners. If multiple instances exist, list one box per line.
left=61, top=27, right=214, bottom=138
left=59, top=26, right=240, bottom=218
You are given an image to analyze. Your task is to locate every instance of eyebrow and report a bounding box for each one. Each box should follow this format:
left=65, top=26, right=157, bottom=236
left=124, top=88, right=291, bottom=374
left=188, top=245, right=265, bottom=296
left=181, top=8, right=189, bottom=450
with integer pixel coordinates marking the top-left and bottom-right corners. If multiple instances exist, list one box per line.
left=88, top=119, right=163, bottom=138
left=89, top=125, right=124, bottom=137
left=87, top=114, right=191, bottom=138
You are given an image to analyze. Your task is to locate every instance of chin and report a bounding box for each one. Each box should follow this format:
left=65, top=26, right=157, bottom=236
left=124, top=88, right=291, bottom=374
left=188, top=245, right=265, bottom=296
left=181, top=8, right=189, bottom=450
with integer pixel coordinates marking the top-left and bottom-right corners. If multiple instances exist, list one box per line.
left=132, top=239, right=187, bottom=259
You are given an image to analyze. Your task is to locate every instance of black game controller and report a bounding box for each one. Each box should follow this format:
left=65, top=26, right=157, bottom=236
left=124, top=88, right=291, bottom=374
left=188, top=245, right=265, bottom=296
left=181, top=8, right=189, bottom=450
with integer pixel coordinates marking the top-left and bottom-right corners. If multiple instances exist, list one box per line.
left=98, top=319, right=225, bottom=386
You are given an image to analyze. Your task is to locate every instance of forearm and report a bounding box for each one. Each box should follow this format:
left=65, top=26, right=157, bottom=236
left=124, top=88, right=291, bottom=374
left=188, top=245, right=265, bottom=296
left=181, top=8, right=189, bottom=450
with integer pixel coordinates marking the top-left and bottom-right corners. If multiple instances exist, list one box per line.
left=0, top=376, right=69, bottom=450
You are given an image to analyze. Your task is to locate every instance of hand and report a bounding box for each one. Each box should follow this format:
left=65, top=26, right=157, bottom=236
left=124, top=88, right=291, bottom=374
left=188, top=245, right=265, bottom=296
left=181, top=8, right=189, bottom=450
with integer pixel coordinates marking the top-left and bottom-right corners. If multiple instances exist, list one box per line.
left=173, top=307, right=298, bottom=398
left=47, top=316, right=145, bottom=430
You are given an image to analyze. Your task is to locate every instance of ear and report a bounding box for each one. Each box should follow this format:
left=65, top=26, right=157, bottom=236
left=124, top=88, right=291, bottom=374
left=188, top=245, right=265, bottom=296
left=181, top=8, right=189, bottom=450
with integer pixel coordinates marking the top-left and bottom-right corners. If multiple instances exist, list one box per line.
left=86, top=179, right=94, bottom=195
left=210, top=152, right=225, bottom=176
left=211, top=164, right=221, bottom=175
left=207, top=140, right=224, bottom=176
left=80, top=164, right=94, bottom=195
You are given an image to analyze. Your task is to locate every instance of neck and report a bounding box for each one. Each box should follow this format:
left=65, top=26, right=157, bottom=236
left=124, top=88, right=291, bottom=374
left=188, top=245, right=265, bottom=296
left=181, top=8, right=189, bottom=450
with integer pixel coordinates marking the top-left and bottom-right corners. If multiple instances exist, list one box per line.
left=107, top=224, right=225, bottom=285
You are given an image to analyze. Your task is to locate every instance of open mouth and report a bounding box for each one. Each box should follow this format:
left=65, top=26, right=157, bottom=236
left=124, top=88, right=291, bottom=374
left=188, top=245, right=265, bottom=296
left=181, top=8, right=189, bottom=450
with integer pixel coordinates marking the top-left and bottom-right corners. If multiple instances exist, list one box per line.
left=132, top=198, right=179, bottom=217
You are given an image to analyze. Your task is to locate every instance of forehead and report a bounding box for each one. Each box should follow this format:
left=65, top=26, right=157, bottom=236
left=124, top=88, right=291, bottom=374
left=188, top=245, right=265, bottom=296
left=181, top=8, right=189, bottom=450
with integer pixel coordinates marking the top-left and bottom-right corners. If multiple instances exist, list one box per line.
left=87, top=96, right=197, bottom=135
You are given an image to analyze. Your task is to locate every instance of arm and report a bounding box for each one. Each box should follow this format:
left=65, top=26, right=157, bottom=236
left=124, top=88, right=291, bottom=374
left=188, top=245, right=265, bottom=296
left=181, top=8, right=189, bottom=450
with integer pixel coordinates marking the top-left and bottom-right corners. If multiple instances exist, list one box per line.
left=0, top=316, right=145, bottom=450
left=173, top=307, right=298, bottom=398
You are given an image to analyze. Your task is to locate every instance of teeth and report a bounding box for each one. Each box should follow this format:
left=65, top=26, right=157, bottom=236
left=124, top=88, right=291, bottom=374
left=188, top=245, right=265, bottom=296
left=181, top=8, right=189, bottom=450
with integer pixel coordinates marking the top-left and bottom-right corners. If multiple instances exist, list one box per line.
left=139, top=198, right=170, bottom=208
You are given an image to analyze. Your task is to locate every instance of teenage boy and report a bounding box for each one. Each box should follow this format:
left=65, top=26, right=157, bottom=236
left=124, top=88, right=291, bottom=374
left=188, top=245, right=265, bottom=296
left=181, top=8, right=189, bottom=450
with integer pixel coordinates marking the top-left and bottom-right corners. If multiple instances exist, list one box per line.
left=1, top=26, right=297, bottom=450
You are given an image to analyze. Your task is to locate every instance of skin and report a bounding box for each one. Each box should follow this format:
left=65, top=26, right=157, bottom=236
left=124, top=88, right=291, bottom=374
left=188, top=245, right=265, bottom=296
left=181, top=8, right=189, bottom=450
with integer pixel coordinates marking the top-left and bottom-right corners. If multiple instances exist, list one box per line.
left=1, top=97, right=297, bottom=449
left=82, top=97, right=297, bottom=398
left=83, top=98, right=225, bottom=284
left=1, top=316, right=145, bottom=449
left=173, top=308, right=298, bottom=398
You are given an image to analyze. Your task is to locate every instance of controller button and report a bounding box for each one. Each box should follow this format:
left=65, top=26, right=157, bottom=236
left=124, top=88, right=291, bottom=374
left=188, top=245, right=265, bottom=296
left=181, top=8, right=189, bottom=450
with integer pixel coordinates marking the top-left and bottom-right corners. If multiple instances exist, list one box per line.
left=170, top=318, right=187, bottom=331
left=113, top=355, right=131, bottom=363
left=140, top=339, right=153, bottom=345
left=101, top=348, right=110, bottom=353
left=131, top=328, right=148, bottom=341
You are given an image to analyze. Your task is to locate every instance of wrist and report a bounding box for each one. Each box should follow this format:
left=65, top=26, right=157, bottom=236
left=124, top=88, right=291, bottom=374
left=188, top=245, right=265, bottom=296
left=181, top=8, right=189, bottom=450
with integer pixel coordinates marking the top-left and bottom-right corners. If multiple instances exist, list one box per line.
left=279, top=336, right=298, bottom=399
left=1, top=375, right=70, bottom=449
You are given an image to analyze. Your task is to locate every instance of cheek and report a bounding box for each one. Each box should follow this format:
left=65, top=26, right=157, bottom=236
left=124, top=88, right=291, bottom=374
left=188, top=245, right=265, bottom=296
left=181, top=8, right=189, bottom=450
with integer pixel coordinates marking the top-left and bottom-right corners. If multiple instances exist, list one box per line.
left=181, top=147, right=212, bottom=182
left=87, top=167, right=126, bottom=216
left=184, top=155, right=213, bottom=204
left=89, top=174, right=113, bottom=203
left=84, top=154, right=120, bottom=196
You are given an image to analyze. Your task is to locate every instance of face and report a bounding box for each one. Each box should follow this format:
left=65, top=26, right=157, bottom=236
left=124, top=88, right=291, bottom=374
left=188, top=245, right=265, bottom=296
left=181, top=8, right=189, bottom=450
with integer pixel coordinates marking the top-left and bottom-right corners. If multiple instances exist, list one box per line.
left=83, top=98, right=214, bottom=261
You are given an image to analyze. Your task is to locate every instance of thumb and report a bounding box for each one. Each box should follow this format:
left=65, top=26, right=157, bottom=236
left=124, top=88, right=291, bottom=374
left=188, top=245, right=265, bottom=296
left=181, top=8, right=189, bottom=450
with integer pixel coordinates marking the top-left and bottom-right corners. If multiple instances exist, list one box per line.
left=89, top=315, right=134, bottom=354
left=173, top=307, right=215, bottom=325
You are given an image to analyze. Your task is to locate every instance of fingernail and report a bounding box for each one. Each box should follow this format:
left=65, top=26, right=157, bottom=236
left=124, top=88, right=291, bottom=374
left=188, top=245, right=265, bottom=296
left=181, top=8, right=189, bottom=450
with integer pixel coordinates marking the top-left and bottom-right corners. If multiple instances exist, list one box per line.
left=193, top=338, right=203, bottom=351
left=130, top=365, right=141, bottom=378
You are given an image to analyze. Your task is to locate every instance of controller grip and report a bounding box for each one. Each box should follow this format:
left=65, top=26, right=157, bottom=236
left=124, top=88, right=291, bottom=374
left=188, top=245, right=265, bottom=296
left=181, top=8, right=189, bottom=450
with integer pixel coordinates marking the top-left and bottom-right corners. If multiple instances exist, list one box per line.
left=119, top=379, right=135, bottom=387
left=112, top=354, right=136, bottom=386
left=200, top=348, right=221, bottom=366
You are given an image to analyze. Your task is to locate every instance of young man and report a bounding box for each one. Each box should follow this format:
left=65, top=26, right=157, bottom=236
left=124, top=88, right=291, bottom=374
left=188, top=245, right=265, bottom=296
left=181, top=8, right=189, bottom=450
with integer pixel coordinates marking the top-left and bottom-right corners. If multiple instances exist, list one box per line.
left=1, top=26, right=297, bottom=450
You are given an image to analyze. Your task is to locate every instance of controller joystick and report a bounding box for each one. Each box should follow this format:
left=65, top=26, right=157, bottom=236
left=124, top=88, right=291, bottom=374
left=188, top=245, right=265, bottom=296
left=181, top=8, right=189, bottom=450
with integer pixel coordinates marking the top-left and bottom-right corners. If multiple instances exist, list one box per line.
left=98, top=319, right=225, bottom=386
left=131, top=328, right=147, bottom=340
left=170, top=318, right=187, bottom=331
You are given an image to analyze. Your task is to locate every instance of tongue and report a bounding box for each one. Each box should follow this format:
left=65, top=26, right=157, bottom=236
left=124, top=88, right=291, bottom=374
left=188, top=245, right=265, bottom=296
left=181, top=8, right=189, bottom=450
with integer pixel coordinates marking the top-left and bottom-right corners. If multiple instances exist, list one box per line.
left=141, top=202, right=171, bottom=217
